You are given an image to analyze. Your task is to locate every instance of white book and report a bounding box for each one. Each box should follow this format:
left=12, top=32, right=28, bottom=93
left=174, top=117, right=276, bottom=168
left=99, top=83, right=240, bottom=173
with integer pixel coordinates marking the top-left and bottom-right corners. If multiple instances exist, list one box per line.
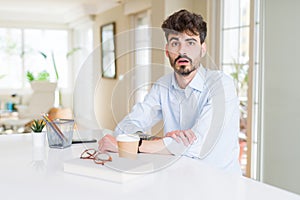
left=63, top=153, right=154, bottom=183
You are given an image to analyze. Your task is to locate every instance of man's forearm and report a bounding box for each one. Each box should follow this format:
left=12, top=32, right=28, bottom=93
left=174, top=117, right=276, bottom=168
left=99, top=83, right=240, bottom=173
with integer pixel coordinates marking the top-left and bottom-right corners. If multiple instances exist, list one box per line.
left=138, top=139, right=172, bottom=155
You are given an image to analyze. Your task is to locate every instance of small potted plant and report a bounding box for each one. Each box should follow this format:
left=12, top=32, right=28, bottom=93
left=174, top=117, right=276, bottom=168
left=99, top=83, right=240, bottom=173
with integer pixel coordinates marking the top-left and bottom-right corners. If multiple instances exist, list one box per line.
left=31, top=119, right=46, bottom=146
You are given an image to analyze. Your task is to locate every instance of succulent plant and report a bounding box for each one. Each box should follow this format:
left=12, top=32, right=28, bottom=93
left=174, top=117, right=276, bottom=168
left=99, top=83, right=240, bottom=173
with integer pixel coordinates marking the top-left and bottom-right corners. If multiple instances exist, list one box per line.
left=31, top=119, right=46, bottom=133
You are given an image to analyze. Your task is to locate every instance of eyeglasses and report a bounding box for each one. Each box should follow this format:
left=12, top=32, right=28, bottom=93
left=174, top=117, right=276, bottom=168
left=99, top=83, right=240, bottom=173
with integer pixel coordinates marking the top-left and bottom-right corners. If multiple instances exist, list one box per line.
left=80, top=148, right=112, bottom=165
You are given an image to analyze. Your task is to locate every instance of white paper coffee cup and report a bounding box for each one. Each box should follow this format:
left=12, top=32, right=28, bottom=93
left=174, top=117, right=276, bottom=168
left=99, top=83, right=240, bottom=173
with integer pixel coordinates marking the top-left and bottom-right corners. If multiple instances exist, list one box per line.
left=116, top=134, right=140, bottom=159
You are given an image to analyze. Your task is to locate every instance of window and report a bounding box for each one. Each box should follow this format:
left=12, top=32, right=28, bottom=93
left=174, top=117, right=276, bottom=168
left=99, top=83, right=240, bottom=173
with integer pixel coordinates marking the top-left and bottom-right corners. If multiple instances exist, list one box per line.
left=221, top=0, right=251, bottom=175
left=222, top=0, right=250, bottom=99
left=0, top=28, right=69, bottom=89
left=249, top=0, right=261, bottom=180
left=0, top=28, right=22, bottom=88
left=220, top=0, right=261, bottom=178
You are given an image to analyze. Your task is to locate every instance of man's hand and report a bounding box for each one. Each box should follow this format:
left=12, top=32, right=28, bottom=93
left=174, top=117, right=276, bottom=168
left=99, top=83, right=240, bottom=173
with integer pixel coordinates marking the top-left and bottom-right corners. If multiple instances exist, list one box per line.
left=166, top=129, right=196, bottom=146
left=98, top=134, right=118, bottom=153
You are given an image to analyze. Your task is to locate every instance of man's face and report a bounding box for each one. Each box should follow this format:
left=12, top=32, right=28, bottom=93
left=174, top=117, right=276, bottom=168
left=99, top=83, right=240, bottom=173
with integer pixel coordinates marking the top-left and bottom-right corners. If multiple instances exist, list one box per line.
left=166, top=31, right=205, bottom=77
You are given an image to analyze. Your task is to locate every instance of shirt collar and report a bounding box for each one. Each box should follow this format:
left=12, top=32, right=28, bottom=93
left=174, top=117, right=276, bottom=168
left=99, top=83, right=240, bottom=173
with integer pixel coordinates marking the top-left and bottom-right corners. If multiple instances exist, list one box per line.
left=171, top=65, right=206, bottom=92
left=189, top=65, right=206, bottom=92
left=171, top=72, right=180, bottom=90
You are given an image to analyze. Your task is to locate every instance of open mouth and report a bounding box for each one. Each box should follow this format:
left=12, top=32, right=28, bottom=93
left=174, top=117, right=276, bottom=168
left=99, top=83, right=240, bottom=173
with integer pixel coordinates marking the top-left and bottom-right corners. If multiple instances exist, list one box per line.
left=174, top=55, right=192, bottom=66
left=177, top=58, right=189, bottom=64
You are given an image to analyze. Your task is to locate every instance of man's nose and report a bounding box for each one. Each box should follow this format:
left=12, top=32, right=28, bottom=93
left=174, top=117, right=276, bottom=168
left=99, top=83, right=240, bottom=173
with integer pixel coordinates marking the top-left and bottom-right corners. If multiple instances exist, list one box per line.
left=178, top=43, right=188, bottom=55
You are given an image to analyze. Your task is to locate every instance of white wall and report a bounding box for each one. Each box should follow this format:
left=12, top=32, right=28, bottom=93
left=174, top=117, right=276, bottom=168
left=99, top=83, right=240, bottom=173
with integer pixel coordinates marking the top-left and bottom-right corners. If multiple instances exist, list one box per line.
left=261, top=0, right=300, bottom=195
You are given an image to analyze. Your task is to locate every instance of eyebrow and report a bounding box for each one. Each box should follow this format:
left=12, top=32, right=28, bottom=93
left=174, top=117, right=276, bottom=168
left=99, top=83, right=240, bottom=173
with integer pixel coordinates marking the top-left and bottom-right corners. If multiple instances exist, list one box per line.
left=168, top=37, right=198, bottom=43
left=185, top=38, right=197, bottom=42
left=168, top=37, right=179, bottom=42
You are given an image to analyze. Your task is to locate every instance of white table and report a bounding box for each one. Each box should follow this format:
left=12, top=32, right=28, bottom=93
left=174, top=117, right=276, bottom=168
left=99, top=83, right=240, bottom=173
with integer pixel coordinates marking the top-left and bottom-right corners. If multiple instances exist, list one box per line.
left=0, top=133, right=299, bottom=200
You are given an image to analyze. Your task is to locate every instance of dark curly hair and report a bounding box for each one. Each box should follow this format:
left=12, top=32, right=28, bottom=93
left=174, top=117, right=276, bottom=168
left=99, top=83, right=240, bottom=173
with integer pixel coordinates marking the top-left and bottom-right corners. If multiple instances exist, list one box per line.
left=161, top=9, right=207, bottom=44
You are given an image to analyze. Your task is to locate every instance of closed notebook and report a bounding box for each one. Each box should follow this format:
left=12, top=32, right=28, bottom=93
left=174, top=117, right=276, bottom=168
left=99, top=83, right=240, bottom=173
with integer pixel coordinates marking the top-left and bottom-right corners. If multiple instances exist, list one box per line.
left=63, top=153, right=154, bottom=183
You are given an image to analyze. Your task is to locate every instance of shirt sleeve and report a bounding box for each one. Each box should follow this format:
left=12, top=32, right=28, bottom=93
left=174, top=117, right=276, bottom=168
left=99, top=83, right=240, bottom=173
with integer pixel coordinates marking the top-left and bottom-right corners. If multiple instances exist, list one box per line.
left=114, top=83, right=163, bottom=136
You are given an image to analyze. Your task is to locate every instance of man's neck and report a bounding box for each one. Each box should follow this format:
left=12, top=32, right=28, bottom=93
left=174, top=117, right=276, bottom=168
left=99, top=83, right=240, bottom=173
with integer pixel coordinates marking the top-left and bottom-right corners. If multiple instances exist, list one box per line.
left=175, top=69, right=197, bottom=89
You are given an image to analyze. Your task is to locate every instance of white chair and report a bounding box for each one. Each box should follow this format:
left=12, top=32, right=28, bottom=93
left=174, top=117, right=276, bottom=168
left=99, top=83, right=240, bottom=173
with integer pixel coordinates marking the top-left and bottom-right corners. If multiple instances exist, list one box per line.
left=1, top=81, right=57, bottom=132
left=17, top=81, right=57, bottom=119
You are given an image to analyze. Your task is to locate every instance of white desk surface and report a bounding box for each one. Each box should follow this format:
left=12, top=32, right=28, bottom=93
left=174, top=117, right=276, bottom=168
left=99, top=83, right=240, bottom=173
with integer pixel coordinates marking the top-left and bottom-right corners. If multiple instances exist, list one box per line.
left=0, top=133, right=300, bottom=200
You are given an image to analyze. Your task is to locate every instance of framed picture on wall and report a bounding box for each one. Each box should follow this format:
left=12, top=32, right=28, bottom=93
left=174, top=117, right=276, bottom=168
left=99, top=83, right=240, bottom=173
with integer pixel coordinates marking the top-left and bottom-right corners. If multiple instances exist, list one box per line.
left=100, top=22, right=116, bottom=79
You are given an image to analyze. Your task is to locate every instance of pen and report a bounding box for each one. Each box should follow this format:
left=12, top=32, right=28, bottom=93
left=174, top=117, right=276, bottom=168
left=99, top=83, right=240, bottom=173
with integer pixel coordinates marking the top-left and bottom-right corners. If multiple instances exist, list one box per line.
left=41, top=113, right=67, bottom=142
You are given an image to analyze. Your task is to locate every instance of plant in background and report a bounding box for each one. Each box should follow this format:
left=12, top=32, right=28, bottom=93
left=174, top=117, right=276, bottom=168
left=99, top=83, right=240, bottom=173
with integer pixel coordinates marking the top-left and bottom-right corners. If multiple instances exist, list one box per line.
left=40, top=47, right=82, bottom=82
left=26, top=70, right=50, bottom=82
left=30, top=119, right=46, bottom=133
left=26, top=47, right=81, bottom=106
left=26, top=47, right=81, bottom=82
left=230, top=59, right=249, bottom=97
left=25, top=51, right=51, bottom=82
left=230, top=59, right=249, bottom=134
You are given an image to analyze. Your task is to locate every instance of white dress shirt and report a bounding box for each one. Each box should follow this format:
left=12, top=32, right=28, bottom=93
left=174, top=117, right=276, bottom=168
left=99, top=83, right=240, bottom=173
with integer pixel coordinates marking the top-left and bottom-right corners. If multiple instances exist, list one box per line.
left=114, top=66, right=241, bottom=174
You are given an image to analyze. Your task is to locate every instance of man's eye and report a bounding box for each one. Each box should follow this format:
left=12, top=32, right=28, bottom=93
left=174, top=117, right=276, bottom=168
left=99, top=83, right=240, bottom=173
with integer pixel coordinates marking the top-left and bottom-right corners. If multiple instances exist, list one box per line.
left=171, top=42, right=179, bottom=47
left=188, top=41, right=195, bottom=46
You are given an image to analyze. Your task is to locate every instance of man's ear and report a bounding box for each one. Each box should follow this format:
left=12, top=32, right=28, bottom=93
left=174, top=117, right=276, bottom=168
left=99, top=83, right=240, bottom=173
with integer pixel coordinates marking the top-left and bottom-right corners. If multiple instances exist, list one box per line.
left=201, top=42, right=207, bottom=58
left=165, top=44, right=169, bottom=57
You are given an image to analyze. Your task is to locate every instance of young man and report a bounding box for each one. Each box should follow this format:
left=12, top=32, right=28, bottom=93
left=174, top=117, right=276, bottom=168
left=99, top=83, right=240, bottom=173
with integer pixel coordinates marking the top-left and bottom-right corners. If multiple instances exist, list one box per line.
left=98, top=9, right=241, bottom=174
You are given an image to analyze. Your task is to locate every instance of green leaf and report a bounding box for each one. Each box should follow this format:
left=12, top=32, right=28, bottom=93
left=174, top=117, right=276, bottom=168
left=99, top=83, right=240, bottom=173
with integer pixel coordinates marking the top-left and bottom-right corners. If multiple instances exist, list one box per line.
left=38, top=51, right=47, bottom=59
left=51, top=51, right=59, bottom=80
left=26, top=71, right=35, bottom=82
left=66, top=47, right=81, bottom=58
left=37, top=70, right=50, bottom=81
left=31, top=119, right=46, bottom=132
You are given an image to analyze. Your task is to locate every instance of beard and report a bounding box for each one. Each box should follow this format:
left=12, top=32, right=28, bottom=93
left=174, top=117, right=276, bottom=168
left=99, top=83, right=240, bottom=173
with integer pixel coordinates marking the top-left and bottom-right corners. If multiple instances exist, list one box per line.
left=169, top=54, right=197, bottom=77
left=177, top=65, right=197, bottom=76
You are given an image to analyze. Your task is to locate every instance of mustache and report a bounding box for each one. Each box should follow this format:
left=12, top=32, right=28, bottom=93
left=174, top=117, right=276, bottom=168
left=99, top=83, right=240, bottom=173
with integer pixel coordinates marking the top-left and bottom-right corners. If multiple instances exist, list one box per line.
left=174, top=55, right=192, bottom=65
